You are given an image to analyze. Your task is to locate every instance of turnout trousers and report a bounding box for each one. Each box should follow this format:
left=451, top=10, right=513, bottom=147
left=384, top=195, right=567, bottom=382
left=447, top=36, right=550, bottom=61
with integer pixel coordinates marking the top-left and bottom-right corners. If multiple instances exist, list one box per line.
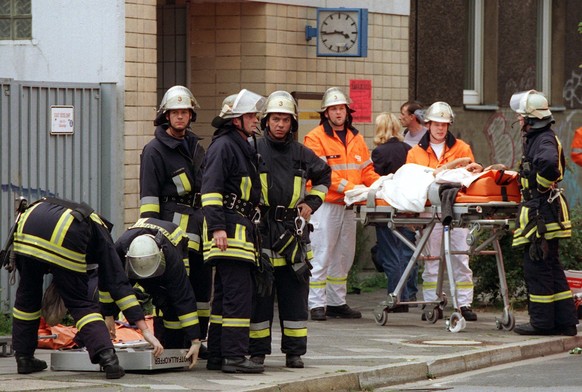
left=188, top=250, right=211, bottom=339
left=207, top=260, right=253, bottom=359
left=308, top=202, right=356, bottom=309
left=12, top=255, right=113, bottom=363
left=250, top=265, right=309, bottom=357
left=524, top=239, right=577, bottom=330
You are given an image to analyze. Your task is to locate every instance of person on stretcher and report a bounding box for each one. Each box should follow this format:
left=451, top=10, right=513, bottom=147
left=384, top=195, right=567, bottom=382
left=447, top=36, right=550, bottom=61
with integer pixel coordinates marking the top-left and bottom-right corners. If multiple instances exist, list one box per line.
left=405, top=102, right=478, bottom=321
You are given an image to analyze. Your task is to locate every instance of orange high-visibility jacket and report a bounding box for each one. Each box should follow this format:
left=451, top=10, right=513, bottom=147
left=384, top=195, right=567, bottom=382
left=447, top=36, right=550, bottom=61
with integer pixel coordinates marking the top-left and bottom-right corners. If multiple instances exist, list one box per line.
left=571, top=126, right=582, bottom=167
left=304, top=122, right=379, bottom=204
left=406, top=131, right=475, bottom=169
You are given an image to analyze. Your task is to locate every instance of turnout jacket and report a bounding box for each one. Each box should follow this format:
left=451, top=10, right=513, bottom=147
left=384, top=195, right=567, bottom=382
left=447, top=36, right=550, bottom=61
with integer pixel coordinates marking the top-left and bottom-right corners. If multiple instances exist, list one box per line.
left=114, top=217, right=201, bottom=340
left=571, top=126, right=582, bottom=167
left=139, top=125, right=205, bottom=252
left=406, top=131, right=474, bottom=169
left=513, top=125, right=571, bottom=246
left=201, top=124, right=262, bottom=265
left=303, top=122, right=379, bottom=204
left=13, top=198, right=144, bottom=323
left=257, top=132, right=331, bottom=266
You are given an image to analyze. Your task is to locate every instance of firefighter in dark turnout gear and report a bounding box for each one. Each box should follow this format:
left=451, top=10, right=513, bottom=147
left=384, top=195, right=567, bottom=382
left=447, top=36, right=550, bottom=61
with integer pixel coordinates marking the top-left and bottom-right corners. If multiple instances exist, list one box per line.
left=115, top=217, right=201, bottom=369
left=201, top=89, right=266, bottom=373
left=249, top=91, right=331, bottom=369
left=509, top=90, right=577, bottom=336
left=139, top=85, right=211, bottom=343
left=11, top=198, right=163, bottom=378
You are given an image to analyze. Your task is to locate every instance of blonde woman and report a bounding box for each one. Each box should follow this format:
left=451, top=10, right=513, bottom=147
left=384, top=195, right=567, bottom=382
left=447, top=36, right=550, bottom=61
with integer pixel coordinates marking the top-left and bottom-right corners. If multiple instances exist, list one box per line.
left=371, top=112, right=417, bottom=312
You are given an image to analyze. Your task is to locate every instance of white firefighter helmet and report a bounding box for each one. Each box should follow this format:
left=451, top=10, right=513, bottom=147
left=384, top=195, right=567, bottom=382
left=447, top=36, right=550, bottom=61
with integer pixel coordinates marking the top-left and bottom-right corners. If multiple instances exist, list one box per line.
left=263, top=91, right=298, bottom=119
left=319, top=87, right=352, bottom=112
left=424, top=101, right=455, bottom=124
left=219, top=89, right=266, bottom=120
left=126, top=234, right=166, bottom=279
left=159, top=85, right=200, bottom=113
left=510, top=90, right=552, bottom=120
left=261, top=91, right=299, bottom=132
left=211, top=93, right=238, bottom=128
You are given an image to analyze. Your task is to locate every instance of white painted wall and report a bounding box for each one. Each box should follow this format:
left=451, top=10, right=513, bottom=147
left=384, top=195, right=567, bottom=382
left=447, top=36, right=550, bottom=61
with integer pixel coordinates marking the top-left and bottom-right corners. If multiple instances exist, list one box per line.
left=0, top=0, right=125, bottom=84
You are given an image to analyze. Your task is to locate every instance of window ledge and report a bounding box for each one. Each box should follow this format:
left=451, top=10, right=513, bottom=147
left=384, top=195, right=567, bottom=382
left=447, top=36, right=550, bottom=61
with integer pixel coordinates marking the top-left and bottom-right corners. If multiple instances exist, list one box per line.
left=464, top=105, right=500, bottom=111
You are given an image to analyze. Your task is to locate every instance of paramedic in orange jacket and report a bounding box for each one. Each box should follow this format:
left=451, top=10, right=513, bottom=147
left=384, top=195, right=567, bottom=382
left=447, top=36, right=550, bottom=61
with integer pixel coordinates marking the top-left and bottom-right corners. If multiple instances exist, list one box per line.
left=406, top=101, right=478, bottom=322
left=303, top=87, right=380, bottom=321
left=571, top=126, right=582, bottom=167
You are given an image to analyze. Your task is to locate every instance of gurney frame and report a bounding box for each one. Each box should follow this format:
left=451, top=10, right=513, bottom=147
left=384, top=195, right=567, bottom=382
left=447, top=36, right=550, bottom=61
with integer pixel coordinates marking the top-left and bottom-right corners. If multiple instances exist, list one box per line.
left=356, top=194, right=518, bottom=333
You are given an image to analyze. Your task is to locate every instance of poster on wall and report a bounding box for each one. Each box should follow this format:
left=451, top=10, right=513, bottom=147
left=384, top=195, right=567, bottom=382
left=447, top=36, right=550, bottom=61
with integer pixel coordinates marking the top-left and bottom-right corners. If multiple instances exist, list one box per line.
left=349, top=79, right=372, bottom=123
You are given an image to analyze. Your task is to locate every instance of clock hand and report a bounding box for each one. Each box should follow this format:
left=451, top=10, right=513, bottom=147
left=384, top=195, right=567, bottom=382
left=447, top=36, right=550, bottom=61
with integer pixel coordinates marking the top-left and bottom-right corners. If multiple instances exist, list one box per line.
left=321, top=30, right=350, bottom=38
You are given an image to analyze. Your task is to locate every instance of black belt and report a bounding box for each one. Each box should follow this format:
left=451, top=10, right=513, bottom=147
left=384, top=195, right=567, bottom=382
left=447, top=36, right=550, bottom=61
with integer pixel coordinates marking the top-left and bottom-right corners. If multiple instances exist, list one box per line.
left=223, top=193, right=260, bottom=221
left=269, top=206, right=299, bottom=222
left=161, top=193, right=201, bottom=208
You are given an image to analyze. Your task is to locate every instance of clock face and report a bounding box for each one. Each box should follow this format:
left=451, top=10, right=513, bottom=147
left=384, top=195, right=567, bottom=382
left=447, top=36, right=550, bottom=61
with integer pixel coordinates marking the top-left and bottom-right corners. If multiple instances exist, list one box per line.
left=319, top=12, right=358, bottom=53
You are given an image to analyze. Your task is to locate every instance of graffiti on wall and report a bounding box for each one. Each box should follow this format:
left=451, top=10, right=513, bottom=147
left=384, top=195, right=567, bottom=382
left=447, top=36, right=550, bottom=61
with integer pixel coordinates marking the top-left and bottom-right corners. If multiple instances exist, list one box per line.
left=563, top=70, right=582, bottom=108
left=482, top=108, right=582, bottom=206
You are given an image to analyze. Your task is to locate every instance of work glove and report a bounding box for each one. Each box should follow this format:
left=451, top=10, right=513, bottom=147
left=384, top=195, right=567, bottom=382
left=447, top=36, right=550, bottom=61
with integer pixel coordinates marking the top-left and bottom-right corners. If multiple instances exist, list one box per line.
left=292, top=260, right=312, bottom=283
left=186, top=340, right=201, bottom=369
left=254, top=253, right=275, bottom=297
left=142, top=328, right=164, bottom=357
left=529, top=237, right=548, bottom=262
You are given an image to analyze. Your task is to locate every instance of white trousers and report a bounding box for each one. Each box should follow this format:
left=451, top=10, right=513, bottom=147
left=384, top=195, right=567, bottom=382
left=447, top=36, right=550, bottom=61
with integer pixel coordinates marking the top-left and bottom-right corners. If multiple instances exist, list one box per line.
left=422, top=223, right=474, bottom=307
left=308, top=202, right=357, bottom=309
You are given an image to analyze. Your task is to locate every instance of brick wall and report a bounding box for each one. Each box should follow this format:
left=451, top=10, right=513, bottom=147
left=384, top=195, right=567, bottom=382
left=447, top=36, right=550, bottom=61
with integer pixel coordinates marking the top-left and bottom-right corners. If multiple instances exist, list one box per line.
left=124, top=0, right=157, bottom=227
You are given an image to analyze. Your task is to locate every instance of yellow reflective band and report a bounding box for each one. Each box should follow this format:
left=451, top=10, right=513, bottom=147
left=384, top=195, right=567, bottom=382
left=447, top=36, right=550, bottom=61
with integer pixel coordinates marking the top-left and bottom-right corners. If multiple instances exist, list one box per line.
left=235, top=224, right=246, bottom=242
left=76, top=312, right=104, bottom=331
left=309, top=187, right=327, bottom=201
left=173, top=172, right=192, bottom=194
left=14, top=240, right=87, bottom=273
left=423, top=281, right=437, bottom=289
left=197, top=309, right=210, bottom=318
left=210, top=314, right=223, bottom=325
left=290, top=176, right=302, bottom=207
left=163, top=319, right=182, bottom=330
left=13, top=307, right=41, bottom=321
left=327, top=276, right=347, bottom=285
left=283, top=327, right=307, bottom=338
left=240, top=177, right=251, bottom=200
left=250, top=329, right=270, bottom=339
left=555, top=290, right=573, bottom=301
left=140, top=203, right=160, bottom=213
left=529, top=293, right=555, bottom=304
left=178, top=312, right=200, bottom=328
left=309, top=280, right=326, bottom=289
left=99, top=290, right=114, bottom=303
left=201, top=193, right=223, bottom=207
left=17, top=203, right=41, bottom=234
left=260, top=173, right=269, bottom=205
left=183, top=257, right=190, bottom=274
left=223, top=318, right=250, bottom=328
left=51, top=209, right=75, bottom=246
left=536, top=173, right=553, bottom=189
left=116, top=295, right=140, bottom=311
left=204, top=247, right=257, bottom=262
left=456, top=281, right=474, bottom=289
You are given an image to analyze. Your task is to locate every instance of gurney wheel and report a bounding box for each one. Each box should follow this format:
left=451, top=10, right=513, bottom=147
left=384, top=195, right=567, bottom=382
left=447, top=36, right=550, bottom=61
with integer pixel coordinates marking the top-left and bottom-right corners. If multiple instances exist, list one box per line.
left=424, top=307, right=442, bottom=324
left=374, top=309, right=389, bottom=326
left=495, top=312, right=515, bottom=331
left=447, top=312, right=466, bottom=333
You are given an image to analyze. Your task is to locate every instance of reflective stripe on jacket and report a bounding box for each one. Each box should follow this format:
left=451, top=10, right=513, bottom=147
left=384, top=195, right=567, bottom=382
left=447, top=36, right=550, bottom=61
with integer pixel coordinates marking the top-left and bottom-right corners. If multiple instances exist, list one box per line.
left=406, top=131, right=475, bottom=169
left=303, top=122, right=379, bottom=204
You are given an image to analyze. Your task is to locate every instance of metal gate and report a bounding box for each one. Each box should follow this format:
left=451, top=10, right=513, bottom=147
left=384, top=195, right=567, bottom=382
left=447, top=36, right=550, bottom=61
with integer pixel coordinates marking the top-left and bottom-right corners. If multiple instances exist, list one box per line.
left=0, top=79, right=119, bottom=312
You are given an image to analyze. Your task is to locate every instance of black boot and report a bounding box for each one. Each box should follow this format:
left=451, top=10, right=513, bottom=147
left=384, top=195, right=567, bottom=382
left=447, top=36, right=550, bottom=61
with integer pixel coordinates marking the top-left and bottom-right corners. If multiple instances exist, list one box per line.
left=285, top=354, right=304, bottom=368
left=98, top=348, right=125, bottom=379
left=222, top=356, right=264, bottom=373
left=16, top=354, right=47, bottom=374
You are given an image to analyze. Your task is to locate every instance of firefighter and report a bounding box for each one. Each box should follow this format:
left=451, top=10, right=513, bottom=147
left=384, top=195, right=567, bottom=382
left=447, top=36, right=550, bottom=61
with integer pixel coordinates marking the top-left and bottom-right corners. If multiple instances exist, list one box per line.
left=114, top=217, right=202, bottom=368
left=303, top=87, right=380, bottom=321
left=139, top=85, right=211, bottom=350
left=201, top=89, right=266, bottom=373
left=10, top=197, right=163, bottom=378
left=249, top=91, right=331, bottom=368
left=406, top=101, right=478, bottom=322
left=510, top=90, right=577, bottom=336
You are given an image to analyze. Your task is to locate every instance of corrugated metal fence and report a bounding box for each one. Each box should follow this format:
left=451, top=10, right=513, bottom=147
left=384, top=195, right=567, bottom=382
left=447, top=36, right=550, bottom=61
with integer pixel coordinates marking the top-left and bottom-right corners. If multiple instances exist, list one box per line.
left=0, top=79, right=118, bottom=312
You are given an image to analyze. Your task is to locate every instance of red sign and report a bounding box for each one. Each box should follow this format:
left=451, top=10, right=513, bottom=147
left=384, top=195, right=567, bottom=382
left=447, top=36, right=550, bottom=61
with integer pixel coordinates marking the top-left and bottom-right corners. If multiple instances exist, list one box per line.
left=349, top=79, right=372, bottom=123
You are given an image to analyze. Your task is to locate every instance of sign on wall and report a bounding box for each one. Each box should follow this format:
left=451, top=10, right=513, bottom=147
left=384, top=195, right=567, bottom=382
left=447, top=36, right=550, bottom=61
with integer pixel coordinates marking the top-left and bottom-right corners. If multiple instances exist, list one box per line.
left=51, top=105, right=74, bottom=134
left=349, top=80, right=372, bottom=123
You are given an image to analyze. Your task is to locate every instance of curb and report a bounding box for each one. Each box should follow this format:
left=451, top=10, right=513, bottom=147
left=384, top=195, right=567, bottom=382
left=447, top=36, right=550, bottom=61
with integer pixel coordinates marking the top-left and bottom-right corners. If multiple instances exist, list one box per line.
left=247, top=336, right=582, bottom=392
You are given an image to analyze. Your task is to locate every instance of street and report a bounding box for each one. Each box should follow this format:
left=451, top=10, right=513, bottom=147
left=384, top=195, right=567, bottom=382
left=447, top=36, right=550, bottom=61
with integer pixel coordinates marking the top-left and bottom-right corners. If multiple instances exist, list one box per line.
left=378, top=352, right=582, bottom=391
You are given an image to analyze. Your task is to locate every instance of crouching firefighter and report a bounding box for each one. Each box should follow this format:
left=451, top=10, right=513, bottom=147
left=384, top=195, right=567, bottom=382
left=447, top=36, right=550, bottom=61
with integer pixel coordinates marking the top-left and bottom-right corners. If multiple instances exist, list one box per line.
left=249, top=91, right=331, bottom=368
left=114, top=217, right=202, bottom=369
left=509, top=90, right=577, bottom=336
left=9, top=197, right=163, bottom=378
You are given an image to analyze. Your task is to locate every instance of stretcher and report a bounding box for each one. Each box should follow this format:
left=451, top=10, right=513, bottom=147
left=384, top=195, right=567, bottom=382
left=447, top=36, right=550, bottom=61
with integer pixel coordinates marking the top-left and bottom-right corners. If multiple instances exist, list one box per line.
left=356, top=176, right=520, bottom=333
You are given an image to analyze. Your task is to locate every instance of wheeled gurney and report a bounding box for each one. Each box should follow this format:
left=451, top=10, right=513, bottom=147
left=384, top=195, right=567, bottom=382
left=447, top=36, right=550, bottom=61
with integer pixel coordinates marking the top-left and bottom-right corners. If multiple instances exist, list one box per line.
left=355, top=173, right=520, bottom=333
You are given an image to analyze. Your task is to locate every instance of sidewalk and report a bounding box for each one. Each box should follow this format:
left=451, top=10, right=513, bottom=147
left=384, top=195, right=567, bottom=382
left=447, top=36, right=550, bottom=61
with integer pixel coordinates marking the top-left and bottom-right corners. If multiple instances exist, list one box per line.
left=0, top=289, right=580, bottom=392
